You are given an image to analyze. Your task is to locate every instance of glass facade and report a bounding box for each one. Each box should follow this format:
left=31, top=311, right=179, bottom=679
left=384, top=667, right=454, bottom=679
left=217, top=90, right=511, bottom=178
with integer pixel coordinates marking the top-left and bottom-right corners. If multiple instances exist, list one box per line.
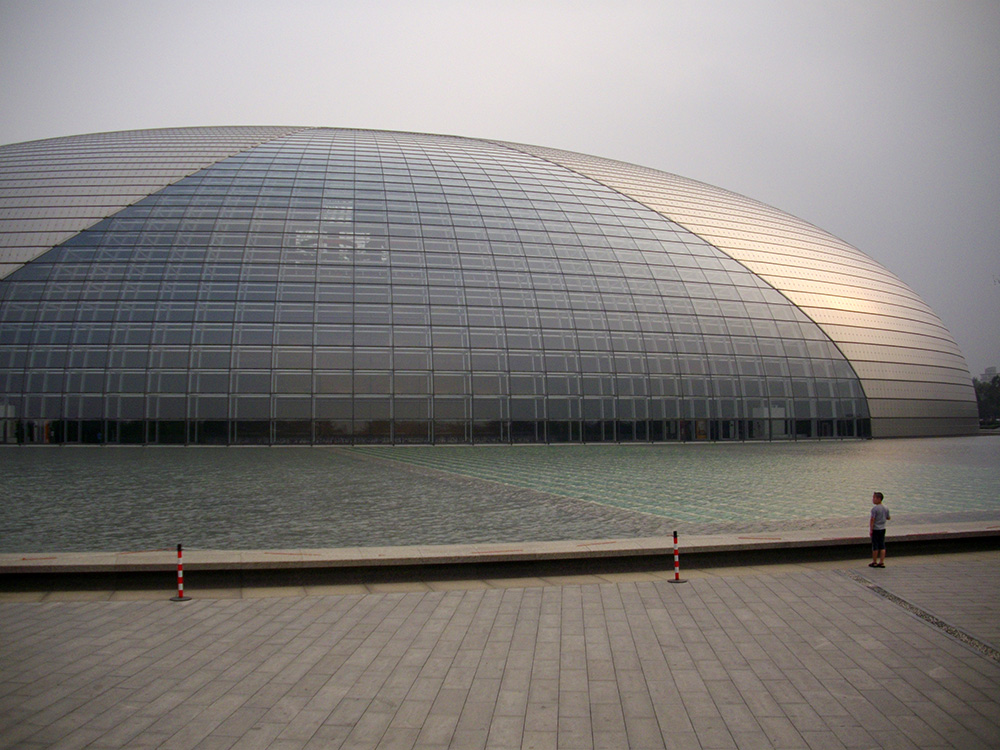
left=0, top=126, right=303, bottom=278
left=0, top=128, right=976, bottom=444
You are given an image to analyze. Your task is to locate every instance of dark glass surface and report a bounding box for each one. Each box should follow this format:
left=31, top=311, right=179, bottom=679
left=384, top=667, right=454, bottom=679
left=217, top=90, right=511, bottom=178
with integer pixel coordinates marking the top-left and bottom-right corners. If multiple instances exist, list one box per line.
left=0, top=129, right=868, bottom=444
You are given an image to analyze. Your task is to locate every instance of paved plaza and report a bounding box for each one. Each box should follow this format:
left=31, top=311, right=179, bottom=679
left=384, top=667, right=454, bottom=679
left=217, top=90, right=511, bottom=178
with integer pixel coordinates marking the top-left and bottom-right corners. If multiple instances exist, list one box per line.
left=2, top=548, right=999, bottom=749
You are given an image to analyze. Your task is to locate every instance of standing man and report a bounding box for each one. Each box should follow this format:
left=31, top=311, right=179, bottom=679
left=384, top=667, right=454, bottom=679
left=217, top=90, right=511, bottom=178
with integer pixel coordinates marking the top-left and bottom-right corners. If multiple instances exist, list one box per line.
left=869, top=491, right=890, bottom=568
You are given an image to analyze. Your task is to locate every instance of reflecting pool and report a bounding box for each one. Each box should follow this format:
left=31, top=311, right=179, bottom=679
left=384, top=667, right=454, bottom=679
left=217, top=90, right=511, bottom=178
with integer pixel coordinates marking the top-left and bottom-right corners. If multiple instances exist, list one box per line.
left=2, top=437, right=998, bottom=553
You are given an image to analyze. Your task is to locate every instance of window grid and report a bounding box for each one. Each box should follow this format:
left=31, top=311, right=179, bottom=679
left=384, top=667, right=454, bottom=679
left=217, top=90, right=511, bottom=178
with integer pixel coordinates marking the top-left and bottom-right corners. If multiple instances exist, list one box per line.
left=1, top=129, right=871, bottom=444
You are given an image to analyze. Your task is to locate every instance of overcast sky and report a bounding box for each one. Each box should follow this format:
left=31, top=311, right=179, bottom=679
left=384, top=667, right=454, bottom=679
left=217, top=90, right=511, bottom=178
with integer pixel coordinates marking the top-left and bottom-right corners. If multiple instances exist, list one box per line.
left=1, top=0, right=997, bottom=376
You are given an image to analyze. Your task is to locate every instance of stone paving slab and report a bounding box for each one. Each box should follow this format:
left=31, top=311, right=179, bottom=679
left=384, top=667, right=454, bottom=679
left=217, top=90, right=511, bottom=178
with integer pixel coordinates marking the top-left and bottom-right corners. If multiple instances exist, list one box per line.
left=1, top=552, right=999, bottom=749
left=855, top=559, right=1000, bottom=653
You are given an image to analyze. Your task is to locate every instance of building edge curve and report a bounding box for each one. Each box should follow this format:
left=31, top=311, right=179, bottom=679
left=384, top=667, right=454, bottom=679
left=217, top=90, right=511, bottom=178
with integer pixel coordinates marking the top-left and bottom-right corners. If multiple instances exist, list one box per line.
left=494, top=139, right=978, bottom=437
left=0, top=126, right=979, bottom=443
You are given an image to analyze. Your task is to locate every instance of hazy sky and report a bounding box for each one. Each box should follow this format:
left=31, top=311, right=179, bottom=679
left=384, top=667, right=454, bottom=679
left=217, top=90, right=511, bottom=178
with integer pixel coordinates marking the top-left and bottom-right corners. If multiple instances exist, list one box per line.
left=2, top=0, right=997, bottom=376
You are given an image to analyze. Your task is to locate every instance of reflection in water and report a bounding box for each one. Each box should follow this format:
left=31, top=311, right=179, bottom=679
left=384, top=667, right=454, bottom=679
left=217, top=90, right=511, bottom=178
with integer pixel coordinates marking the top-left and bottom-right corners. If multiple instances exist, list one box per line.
left=1, top=437, right=997, bottom=552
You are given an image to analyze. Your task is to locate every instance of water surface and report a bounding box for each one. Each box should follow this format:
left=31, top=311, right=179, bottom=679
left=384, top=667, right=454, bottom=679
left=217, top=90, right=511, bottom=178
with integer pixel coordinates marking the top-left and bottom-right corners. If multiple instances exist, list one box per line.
left=2, top=437, right=997, bottom=552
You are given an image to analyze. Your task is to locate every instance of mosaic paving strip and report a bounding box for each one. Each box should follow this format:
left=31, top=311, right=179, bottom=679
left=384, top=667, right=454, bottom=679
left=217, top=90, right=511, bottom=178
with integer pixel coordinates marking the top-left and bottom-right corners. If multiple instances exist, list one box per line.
left=844, top=570, right=1000, bottom=664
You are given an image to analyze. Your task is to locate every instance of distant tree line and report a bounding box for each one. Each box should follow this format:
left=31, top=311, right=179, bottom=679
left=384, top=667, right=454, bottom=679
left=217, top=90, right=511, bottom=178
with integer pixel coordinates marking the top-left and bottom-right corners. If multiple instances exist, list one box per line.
left=974, top=375, right=1000, bottom=427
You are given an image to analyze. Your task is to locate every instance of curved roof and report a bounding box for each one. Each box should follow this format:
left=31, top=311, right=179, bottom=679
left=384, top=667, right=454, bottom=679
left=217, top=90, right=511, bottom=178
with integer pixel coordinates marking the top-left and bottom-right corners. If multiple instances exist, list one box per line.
left=0, top=127, right=304, bottom=278
left=0, top=127, right=978, bottom=439
left=503, top=141, right=975, bottom=433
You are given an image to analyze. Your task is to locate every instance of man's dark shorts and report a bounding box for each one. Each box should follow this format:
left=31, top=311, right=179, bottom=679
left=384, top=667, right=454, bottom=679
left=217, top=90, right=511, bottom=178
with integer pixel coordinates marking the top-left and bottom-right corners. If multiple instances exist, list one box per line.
left=872, top=529, right=886, bottom=551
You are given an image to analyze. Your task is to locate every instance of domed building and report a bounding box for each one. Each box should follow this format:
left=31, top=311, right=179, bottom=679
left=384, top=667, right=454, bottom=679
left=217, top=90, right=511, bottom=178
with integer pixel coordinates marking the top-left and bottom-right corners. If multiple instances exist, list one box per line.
left=0, top=127, right=978, bottom=444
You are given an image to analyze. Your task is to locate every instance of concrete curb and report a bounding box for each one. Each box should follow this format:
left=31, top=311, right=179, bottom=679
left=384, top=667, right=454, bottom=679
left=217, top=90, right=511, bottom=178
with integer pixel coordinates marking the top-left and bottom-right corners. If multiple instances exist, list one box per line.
left=3, top=522, right=998, bottom=577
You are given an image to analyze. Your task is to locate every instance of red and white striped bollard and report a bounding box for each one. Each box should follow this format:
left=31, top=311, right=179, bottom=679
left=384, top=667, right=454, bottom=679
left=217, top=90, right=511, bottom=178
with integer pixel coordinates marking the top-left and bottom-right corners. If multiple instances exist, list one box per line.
left=669, top=530, right=687, bottom=584
left=170, top=543, right=191, bottom=601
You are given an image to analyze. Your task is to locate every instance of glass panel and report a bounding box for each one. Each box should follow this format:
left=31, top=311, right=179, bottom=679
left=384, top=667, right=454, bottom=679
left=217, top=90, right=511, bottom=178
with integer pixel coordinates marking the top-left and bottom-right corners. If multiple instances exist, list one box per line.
left=0, top=127, right=882, bottom=444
